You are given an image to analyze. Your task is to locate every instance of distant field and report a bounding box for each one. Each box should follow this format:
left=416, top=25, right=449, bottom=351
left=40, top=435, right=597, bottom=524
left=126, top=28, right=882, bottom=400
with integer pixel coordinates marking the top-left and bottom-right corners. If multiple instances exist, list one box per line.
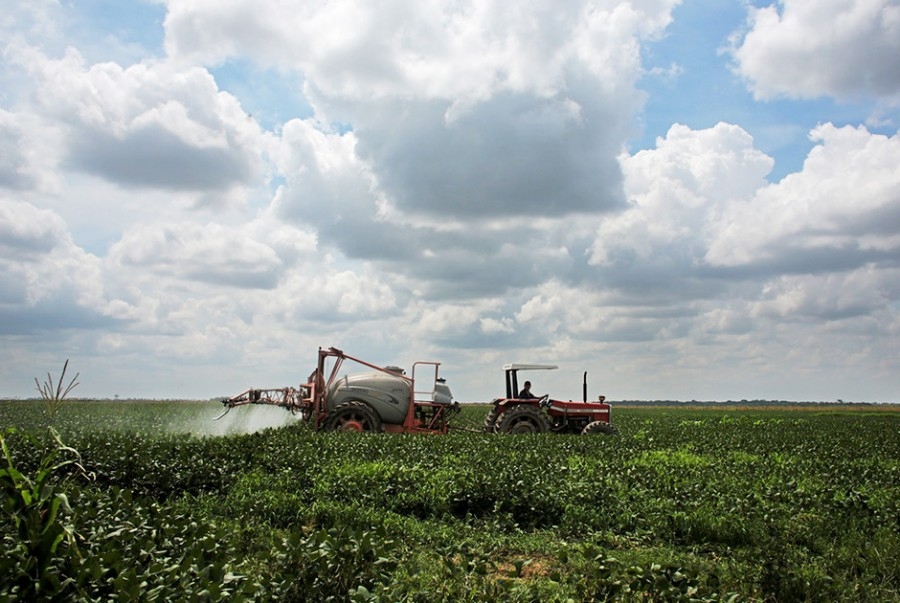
left=3, top=398, right=897, bottom=435
left=1, top=400, right=898, bottom=601
left=0, top=397, right=304, bottom=436
left=615, top=402, right=900, bottom=413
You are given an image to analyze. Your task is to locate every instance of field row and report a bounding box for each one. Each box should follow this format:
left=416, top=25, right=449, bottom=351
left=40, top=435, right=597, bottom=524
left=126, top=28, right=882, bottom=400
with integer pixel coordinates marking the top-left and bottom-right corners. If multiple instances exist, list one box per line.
left=1, top=401, right=898, bottom=601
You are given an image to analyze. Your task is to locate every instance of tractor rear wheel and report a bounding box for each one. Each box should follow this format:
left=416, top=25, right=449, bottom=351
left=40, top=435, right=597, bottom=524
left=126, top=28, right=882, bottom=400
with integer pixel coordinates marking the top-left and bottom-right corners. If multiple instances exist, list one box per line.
left=581, top=420, right=617, bottom=435
left=483, top=405, right=500, bottom=433
left=495, top=405, right=550, bottom=434
left=324, top=401, right=382, bottom=432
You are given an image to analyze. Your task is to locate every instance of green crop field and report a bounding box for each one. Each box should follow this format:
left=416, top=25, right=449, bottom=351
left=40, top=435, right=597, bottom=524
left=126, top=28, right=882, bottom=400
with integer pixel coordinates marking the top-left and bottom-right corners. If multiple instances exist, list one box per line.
left=2, top=400, right=898, bottom=601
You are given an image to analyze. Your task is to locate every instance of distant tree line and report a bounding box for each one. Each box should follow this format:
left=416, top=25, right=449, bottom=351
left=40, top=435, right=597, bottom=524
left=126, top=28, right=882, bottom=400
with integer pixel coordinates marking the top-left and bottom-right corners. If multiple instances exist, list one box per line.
left=612, top=399, right=891, bottom=407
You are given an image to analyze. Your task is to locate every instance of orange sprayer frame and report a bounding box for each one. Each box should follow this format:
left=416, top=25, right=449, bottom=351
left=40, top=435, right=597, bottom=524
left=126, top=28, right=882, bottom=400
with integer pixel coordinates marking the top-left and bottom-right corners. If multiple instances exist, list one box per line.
left=220, top=346, right=457, bottom=434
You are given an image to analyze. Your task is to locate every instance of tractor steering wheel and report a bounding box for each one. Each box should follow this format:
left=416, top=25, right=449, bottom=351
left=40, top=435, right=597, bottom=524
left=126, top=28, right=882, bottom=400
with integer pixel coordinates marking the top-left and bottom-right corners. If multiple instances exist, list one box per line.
left=539, top=394, right=550, bottom=408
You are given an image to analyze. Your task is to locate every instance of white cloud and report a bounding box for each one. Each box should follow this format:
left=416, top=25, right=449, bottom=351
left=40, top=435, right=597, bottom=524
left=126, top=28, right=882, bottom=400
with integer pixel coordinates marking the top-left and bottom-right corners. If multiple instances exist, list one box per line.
left=0, top=197, right=66, bottom=256
left=108, top=221, right=285, bottom=289
left=0, top=106, right=64, bottom=194
left=0, top=1, right=61, bottom=45
left=10, top=44, right=269, bottom=195
left=562, top=119, right=900, bottom=401
left=705, top=124, right=900, bottom=269
left=163, top=0, right=679, bottom=101
left=1, top=0, right=899, bottom=403
left=480, top=316, right=515, bottom=335
left=751, top=269, right=890, bottom=321
left=731, top=0, right=900, bottom=101
left=591, top=122, right=773, bottom=270
left=415, top=303, right=482, bottom=338
left=0, top=110, right=33, bottom=189
left=591, top=122, right=900, bottom=317
left=0, top=197, right=112, bottom=333
left=299, top=268, right=398, bottom=317
left=160, top=0, right=684, bottom=224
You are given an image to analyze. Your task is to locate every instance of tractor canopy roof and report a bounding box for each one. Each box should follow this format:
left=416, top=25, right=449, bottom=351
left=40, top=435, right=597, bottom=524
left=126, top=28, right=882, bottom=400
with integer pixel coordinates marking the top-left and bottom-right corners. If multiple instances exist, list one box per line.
left=503, top=363, right=558, bottom=371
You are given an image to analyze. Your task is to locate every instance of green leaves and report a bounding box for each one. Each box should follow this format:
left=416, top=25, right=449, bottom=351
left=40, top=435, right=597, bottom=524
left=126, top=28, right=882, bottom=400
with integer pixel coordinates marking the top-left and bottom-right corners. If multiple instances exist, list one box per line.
left=0, top=403, right=898, bottom=601
left=0, top=428, right=86, bottom=600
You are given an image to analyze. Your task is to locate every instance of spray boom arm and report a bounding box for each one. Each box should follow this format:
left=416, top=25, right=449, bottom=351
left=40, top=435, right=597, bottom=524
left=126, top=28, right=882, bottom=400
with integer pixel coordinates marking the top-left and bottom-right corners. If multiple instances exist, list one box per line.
left=217, top=347, right=376, bottom=425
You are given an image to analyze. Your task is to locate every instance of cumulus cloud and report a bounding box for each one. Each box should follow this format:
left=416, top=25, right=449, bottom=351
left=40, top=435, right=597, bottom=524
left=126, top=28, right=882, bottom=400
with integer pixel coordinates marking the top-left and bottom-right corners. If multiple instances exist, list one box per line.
left=0, top=198, right=66, bottom=257
left=0, top=111, right=34, bottom=190
left=108, top=222, right=286, bottom=289
left=588, top=123, right=900, bottom=318
left=0, top=198, right=117, bottom=334
left=162, top=0, right=685, bottom=224
left=705, top=124, right=900, bottom=271
left=146, top=0, right=697, bottom=315
left=271, top=117, right=389, bottom=252
left=562, top=120, right=899, bottom=401
left=0, top=108, right=63, bottom=194
left=589, top=122, right=773, bottom=291
left=350, top=92, right=627, bottom=219
left=750, top=269, right=890, bottom=322
left=730, top=0, right=900, bottom=101
left=10, top=45, right=268, bottom=196
left=279, top=265, right=399, bottom=320
left=1, top=0, right=898, bottom=402
left=163, top=0, right=677, bottom=99
left=270, top=112, right=595, bottom=300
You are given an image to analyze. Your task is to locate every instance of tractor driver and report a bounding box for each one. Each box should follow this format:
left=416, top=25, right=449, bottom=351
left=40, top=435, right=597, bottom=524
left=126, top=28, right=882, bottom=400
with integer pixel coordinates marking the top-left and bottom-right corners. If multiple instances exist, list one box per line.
left=518, top=381, right=537, bottom=399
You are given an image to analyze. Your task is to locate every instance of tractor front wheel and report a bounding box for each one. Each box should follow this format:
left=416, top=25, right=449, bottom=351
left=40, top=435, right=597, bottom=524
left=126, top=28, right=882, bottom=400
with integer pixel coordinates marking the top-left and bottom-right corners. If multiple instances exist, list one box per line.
left=495, top=405, right=550, bottom=434
left=324, top=401, right=382, bottom=432
left=581, top=420, right=617, bottom=435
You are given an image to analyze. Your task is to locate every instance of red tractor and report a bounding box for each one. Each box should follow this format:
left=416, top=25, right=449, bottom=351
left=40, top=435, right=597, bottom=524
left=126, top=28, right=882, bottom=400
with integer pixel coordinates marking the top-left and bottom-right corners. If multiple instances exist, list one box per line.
left=484, top=363, right=616, bottom=435
left=220, top=346, right=458, bottom=433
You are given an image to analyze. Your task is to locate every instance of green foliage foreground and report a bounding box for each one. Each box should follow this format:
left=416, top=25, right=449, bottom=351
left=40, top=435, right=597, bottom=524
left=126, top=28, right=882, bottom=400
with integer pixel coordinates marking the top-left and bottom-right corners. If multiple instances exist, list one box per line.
left=1, top=401, right=898, bottom=601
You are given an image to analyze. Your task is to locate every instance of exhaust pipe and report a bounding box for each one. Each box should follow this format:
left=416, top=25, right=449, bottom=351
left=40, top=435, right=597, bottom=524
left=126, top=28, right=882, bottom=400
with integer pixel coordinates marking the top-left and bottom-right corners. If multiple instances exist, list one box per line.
left=583, top=371, right=587, bottom=403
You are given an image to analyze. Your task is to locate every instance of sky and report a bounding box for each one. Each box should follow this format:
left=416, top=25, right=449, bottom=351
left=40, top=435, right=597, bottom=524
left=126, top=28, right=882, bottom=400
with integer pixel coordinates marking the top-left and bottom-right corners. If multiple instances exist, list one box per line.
left=1, top=0, right=899, bottom=404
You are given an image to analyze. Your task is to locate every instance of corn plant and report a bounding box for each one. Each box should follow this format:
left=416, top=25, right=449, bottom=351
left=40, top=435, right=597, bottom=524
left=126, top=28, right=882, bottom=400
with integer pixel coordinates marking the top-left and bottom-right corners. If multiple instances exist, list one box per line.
left=34, top=358, right=80, bottom=423
left=0, top=428, right=87, bottom=600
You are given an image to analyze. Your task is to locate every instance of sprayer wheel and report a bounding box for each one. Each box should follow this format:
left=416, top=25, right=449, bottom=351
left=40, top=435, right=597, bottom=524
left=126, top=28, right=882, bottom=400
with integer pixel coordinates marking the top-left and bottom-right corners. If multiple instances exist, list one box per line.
left=324, top=401, right=382, bottom=432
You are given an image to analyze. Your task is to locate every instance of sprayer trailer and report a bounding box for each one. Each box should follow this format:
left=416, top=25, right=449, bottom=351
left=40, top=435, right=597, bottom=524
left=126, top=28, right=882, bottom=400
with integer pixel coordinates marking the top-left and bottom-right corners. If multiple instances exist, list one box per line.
left=484, top=363, right=616, bottom=435
left=220, top=346, right=458, bottom=433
